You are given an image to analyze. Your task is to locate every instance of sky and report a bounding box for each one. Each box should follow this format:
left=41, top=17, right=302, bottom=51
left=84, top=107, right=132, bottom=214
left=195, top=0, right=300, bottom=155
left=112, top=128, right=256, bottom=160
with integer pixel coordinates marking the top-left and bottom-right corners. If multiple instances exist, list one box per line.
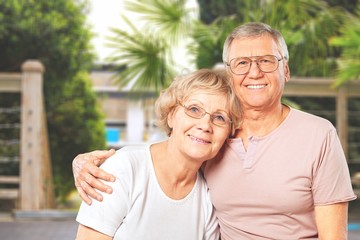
left=86, top=0, right=199, bottom=67
left=86, top=0, right=127, bottom=63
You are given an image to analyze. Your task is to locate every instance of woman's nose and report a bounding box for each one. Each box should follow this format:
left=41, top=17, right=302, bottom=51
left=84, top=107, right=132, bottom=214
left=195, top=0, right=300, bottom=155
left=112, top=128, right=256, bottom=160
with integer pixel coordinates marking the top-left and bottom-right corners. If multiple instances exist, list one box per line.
left=196, top=114, right=212, bottom=132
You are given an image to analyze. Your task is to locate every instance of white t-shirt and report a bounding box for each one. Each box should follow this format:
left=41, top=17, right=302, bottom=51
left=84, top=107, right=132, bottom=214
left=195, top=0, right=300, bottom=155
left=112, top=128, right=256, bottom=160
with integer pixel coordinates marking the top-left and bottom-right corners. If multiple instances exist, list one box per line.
left=76, top=144, right=219, bottom=240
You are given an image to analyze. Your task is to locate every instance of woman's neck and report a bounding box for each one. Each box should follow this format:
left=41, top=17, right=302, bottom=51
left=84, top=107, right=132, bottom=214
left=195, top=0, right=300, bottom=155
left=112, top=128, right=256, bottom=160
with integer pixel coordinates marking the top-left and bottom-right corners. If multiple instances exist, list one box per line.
left=150, top=141, right=199, bottom=200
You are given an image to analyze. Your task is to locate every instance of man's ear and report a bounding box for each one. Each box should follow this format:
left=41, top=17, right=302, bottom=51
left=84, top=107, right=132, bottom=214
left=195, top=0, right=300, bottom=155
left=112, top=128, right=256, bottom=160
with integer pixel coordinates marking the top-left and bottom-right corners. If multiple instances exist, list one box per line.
left=284, top=62, right=290, bottom=82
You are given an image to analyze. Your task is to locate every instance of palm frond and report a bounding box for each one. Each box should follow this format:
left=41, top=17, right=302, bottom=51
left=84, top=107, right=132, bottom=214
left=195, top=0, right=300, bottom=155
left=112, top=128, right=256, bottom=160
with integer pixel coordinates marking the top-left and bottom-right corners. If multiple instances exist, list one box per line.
left=105, top=16, right=175, bottom=92
left=124, top=0, right=191, bottom=45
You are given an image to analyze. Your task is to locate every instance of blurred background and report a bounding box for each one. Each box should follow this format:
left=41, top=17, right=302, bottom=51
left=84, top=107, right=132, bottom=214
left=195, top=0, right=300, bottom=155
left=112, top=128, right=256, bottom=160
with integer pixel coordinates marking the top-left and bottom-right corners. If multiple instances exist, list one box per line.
left=0, top=0, right=359, bottom=238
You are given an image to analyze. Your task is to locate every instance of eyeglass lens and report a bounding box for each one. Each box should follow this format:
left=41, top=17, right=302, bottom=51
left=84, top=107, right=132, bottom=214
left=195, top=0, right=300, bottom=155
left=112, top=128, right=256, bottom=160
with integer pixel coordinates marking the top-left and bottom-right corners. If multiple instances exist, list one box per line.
left=182, top=104, right=231, bottom=126
left=229, top=55, right=281, bottom=75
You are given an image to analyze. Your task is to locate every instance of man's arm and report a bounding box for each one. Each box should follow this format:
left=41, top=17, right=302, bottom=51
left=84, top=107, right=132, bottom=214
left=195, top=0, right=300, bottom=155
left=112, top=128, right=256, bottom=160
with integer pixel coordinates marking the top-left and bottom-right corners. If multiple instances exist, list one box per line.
left=314, top=202, right=348, bottom=240
left=72, top=149, right=116, bottom=205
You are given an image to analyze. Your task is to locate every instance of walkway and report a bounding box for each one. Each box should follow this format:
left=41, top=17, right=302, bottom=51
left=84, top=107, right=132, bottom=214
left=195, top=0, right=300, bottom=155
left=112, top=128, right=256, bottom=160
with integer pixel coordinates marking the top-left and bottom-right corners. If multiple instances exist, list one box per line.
left=0, top=220, right=78, bottom=240
left=0, top=211, right=359, bottom=240
left=0, top=211, right=78, bottom=240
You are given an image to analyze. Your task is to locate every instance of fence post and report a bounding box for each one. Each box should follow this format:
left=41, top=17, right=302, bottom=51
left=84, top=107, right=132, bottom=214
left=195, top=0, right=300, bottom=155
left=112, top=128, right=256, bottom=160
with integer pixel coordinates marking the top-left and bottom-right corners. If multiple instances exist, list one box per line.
left=20, top=60, right=54, bottom=210
left=336, top=86, right=348, bottom=160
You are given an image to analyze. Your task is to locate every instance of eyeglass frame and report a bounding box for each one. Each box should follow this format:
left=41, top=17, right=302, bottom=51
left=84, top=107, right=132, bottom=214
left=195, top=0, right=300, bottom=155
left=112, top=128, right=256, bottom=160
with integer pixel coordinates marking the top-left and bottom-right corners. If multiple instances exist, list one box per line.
left=179, top=104, right=232, bottom=127
left=225, top=55, right=284, bottom=75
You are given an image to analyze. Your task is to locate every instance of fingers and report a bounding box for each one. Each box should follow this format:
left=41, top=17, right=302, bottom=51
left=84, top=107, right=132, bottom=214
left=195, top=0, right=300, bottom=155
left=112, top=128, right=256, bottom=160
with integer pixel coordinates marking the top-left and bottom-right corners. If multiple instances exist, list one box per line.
left=83, top=165, right=113, bottom=194
left=76, top=170, right=108, bottom=203
left=72, top=149, right=116, bottom=203
left=76, top=185, right=93, bottom=205
left=90, top=149, right=116, bottom=166
left=89, top=164, right=116, bottom=183
left=80, top=179, right=104, bottom=203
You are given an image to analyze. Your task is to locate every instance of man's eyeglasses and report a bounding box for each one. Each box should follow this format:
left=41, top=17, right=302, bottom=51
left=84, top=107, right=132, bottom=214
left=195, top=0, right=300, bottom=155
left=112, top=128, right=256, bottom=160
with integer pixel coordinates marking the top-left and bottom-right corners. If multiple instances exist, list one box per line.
left=180, top=104, right=232, bottom=127
left=225, top=55, right=283, bottom=75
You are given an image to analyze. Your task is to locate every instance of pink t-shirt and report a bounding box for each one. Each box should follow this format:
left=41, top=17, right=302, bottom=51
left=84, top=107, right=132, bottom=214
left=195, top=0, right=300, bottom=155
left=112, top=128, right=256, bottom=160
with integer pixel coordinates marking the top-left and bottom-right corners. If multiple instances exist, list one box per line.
left=204, top=107, right=357, bottom=239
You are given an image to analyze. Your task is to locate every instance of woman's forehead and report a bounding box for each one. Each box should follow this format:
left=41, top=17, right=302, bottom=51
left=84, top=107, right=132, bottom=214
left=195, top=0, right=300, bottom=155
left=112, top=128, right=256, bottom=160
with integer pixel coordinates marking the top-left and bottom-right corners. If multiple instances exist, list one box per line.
left=182, top=92, right=229, bottom=107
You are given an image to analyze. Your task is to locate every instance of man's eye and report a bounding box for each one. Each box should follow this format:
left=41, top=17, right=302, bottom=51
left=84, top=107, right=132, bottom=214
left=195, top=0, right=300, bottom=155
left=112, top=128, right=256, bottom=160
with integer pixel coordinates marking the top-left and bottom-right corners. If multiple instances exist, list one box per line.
left=259, top=57, right=274, bottom=64
left=259, top=59, right=270, bottom=63
left=238, top=60, right=249, bottom=66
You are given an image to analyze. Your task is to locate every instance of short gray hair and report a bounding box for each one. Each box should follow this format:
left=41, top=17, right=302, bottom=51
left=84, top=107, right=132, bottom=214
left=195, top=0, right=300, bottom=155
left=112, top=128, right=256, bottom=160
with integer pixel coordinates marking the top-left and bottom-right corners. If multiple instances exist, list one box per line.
left=223, top=22, right=289, bottom=63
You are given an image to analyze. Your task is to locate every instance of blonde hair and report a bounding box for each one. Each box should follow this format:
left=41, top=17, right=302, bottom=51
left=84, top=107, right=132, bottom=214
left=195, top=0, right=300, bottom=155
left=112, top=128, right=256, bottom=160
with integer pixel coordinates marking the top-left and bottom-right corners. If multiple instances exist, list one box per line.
left=223, top=22, right=289, bottom=63
left=155, top=68, right=241, bottom=136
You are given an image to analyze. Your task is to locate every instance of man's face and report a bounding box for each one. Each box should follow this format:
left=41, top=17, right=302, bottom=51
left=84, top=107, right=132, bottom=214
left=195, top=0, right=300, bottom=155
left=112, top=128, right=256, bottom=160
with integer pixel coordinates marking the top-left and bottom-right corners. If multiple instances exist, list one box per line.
left=227, top=34, right=290, bottom=112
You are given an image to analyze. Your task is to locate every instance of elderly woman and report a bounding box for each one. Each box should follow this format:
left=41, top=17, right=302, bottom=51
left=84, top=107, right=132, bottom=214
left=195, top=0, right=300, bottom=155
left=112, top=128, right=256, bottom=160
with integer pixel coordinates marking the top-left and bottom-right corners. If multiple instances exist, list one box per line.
left=75, top=69, right=241, bottom=240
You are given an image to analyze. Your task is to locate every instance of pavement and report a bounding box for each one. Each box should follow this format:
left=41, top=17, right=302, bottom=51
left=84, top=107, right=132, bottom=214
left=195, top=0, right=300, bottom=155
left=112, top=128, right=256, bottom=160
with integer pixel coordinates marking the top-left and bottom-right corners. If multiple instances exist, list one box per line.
left=0, top=219, right=78, bottom=240
left=0, top=208, right=359, bottom=240
left=0, top=211, right=78, bottom=240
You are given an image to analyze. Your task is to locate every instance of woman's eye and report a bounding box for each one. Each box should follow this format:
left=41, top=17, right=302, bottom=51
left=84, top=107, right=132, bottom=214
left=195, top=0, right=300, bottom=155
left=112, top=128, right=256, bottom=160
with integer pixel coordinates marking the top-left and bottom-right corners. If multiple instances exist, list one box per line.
left=213, top=114, right=226, bottom=122
left=189, top=106, right=200, bottom=113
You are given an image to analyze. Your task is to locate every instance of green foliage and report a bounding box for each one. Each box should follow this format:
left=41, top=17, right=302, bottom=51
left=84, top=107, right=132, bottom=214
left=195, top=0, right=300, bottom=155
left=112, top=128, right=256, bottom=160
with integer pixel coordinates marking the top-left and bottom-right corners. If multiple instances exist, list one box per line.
left=190, top=16, right=238, bottom=68
left=197, top=0, right=252, bottom=24
left=329, top=5, right=360, bottom=87
left=49, top=72, right=106, bottom=202
left=195, top=0, right=350, bottom=77
left=277, top=1, right=346, bottom=76
left=0, top=0, right=106, bottom=202
left=0, top=0, right=94, bottom=75
left=0, top=93, right=20, bottom=176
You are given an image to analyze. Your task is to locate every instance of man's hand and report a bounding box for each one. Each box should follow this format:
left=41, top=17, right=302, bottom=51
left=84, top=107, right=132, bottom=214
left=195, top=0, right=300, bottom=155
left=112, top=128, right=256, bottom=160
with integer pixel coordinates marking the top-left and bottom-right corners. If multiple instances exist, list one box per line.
left=72, top=149, right=116, bottom=205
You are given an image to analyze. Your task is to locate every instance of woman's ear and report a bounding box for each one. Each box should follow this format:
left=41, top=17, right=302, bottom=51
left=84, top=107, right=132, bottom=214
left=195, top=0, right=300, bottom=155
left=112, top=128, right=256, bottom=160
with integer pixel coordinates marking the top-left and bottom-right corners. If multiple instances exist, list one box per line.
left=167, top=108, right=175, bottom=129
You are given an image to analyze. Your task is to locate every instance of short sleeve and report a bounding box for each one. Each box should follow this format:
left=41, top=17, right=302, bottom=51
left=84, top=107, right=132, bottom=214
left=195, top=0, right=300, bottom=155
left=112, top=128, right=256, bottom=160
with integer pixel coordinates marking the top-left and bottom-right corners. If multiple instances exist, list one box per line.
left=76, top=150, right=132, bottom=236
left=312, top=128, right=357, bottom=205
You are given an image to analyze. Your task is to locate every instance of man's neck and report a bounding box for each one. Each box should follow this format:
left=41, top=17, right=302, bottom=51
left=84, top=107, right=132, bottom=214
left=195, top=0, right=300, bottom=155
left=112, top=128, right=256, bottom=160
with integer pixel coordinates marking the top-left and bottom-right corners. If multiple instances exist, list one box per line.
left=235, top=104, right=289, bottom=147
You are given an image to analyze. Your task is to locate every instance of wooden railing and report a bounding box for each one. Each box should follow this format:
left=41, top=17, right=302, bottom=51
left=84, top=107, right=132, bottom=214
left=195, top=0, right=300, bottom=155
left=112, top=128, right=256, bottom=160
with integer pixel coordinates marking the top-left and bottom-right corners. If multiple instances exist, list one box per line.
left=0, top=60, right=54, bottom=210
left=284, top=77, right=360, bottom=162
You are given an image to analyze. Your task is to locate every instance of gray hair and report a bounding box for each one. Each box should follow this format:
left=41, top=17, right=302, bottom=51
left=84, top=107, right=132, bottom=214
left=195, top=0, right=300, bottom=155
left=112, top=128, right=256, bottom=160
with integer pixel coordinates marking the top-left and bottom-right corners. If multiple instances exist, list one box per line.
left=155, top=68, right=242, bottom=137
left=222, top=22, right=289, bottom=63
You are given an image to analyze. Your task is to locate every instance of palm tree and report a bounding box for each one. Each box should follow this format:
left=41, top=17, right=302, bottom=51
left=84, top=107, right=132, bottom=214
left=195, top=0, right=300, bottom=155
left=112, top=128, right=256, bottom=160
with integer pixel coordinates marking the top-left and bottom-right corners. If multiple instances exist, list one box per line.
left=105, top=0, right=196, bottom=93
left=106, top=16, right=174, bottom=93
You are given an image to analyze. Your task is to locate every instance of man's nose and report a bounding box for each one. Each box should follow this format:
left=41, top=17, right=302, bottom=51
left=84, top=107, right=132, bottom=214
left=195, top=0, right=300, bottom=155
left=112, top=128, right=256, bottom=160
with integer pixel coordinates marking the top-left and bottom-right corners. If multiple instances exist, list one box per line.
left=248, top=61, right=262, bottom=77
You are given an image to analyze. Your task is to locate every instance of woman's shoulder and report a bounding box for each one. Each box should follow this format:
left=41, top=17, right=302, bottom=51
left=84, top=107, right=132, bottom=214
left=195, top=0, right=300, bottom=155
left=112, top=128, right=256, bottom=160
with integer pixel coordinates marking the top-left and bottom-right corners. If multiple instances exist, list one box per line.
left=101, top=144, right=151, bottom=171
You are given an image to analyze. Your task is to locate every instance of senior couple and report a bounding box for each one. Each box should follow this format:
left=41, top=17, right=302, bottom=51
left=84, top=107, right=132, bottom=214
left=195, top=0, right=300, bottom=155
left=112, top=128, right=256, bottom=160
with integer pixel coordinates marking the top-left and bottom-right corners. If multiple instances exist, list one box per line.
left=73, top=22, right=356, bottom=239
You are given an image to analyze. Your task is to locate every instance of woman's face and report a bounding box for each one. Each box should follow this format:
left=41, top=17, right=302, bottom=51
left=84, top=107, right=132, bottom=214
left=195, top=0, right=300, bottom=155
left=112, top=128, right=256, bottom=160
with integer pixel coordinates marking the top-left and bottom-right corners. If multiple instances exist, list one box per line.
left=167, top=92, right=231, bottom=163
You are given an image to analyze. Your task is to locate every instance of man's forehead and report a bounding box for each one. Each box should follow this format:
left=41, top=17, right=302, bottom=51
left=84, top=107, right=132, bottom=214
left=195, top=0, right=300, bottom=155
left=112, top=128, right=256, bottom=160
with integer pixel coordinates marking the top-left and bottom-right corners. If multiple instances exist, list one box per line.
left=228, top=36, right=279, bottom=57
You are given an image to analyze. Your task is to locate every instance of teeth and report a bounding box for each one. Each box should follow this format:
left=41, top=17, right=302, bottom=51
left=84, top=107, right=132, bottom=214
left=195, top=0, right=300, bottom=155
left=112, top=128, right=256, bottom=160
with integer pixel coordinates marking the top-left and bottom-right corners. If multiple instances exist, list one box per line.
left=190, top=135, right=210, bottom=143
left=247, top=84, right=265, bottom=89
